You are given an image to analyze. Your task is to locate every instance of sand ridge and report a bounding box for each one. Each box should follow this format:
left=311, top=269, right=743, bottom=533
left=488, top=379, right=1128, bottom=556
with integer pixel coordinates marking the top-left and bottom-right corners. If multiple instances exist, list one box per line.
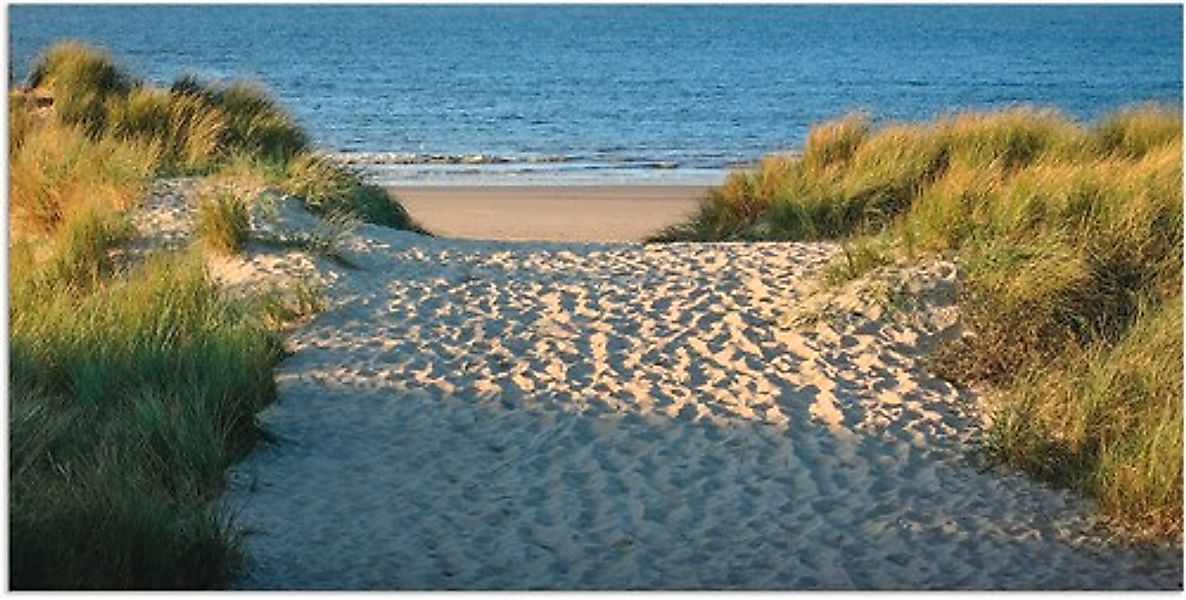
left=132, top=181, right=1181, bottom=589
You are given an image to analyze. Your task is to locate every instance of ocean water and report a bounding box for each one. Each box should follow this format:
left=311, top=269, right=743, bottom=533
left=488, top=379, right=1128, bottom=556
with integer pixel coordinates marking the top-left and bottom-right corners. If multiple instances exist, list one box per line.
left=9, top=5, right=1182, bottom=184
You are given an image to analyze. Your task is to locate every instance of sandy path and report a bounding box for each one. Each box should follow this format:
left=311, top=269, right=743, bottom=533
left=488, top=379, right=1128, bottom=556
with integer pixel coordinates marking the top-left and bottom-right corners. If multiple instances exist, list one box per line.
left=205, top=205, right=1182, bottom=589
left=389, top=185, right=705, bottom=242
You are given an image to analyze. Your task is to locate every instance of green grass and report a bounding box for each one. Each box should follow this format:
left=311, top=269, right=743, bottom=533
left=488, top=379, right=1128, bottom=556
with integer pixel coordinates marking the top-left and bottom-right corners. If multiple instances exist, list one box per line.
left=21, top=41, right=422, bottom=232
left=197, top=189, right=251, bottom=256
left=8, top=40, right=425, bottom=589
left=7, top=126, right=268, bottom=588
left=8, top=117, right=157, bottom=233
left=40, top=198, right=137, bottom=292
left=26, top=42, right=135, bottom=136
left=987, top=296, right=1182, bottom=536
left=10, top=252, right=279, bottom=589
left=106, top=86, right=226, bottom=174
left=239, top=152, right=426, bottom=231
left=656, top=105, right=1183, bottom=538
left=824, top=236, right=894, bottom=285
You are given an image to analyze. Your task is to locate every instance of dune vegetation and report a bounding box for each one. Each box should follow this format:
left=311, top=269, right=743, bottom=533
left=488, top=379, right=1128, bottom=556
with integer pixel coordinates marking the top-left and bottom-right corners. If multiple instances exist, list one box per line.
left=655, top=106, right=1183, bottom=539
left=9, top=42, right=422, bottom=589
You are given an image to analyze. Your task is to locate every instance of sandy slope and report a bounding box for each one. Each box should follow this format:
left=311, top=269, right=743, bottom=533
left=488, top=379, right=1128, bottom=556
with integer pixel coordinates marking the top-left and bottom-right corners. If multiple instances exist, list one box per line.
left=134, top=181, right=1181, bottom=589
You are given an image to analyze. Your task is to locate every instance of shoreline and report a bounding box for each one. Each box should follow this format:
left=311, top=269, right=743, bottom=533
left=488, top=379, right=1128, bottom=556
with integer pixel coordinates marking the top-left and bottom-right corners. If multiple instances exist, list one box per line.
left=387, top=184, right=710, bottom=242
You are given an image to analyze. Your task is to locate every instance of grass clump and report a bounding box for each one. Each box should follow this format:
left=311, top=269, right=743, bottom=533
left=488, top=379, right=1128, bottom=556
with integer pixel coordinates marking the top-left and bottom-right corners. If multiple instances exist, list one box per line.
left=276, top=153, right=423, bottom=230
left=988, top=296, right=1182, bottom=536
left=1093, top=104, right=1185, bottom=159
left=657, top=105, right=1183, bottom=538
left=6, top=41, right=381, bottom=589
left=9, top=118, right=156, bottom=233
left=106, top=87, right=226, bottom=174
left=801, top=111, right=870, bottom=171
left=825, top=236, right=894, bottom=285
left=204, top=81, right=309, bottom=164
left=213, top=152, right=426, bottom=232
left=10, top=252, right=279, bottom=589
left=26, top=42, right=134, bottom=135
left=197, top=189, right=251, bottom=256
left=39, top=199, right=137, bottom=293
left=9, top=139, right=273, bottom=589
left=23, top=43, right=310, bottom=174
left=17, top=40, right=424, bottom=230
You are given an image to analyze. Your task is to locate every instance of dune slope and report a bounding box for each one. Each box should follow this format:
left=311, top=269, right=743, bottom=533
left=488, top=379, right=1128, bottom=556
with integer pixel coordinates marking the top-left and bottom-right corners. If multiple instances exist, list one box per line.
left=149, top=186, right=1186, bottom=590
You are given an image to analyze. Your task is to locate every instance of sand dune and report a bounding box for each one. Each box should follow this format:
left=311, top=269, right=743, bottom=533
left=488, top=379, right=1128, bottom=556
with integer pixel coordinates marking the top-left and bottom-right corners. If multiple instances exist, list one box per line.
left=132, top=182, right=1180, bottom=589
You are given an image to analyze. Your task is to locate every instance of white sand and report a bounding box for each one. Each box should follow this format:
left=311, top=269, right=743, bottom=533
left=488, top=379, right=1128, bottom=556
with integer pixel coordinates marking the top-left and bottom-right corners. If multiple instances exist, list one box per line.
left=134, top=181, right=1181, bottom=589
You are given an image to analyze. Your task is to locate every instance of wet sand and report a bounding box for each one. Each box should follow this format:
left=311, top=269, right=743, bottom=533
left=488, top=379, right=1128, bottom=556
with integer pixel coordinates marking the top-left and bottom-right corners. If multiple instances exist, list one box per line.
left=388, top=185, right=708, bottom=242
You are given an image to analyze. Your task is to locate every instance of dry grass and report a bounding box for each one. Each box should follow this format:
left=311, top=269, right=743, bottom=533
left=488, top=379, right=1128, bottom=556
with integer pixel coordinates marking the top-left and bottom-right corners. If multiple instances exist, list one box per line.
left=657, top=106, right=1183, bottom=538
left=6, top=42, right=333, bottom=589
left=9, top=118, right=156, bottom=234
left=197, top=189, right=251, bottom=256
left=10, top=251, right=279, bottom=589
left=10, top=43, right=428, bottom=587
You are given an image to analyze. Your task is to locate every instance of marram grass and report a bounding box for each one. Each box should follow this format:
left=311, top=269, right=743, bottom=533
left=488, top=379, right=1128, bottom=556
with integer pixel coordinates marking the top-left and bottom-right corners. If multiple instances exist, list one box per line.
left=10, top=251, right=279, bottom=589
left=657, top=105, right=1183, bottom=538
left=8, top=117, right=156, bottom=234
left=6, top=40, right=426, bottom=589
left=18, top=41, right=419, bottom=230
left=197, top=189, right=251, bottom=256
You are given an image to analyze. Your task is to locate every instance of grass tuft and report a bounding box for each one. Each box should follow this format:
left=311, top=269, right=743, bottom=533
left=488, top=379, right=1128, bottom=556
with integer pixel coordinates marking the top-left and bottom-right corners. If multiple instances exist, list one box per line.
left=10, top=252, right=279, bottom=589
left=9, top=119, right=156, bottom=233
left=801, top=111, right=870, bottom=171
left=277, top=153, right=423, bottom=230
left=27, top=41, right=136, bottom=135
left=106, top=87, right=226, bottom=174
left=987, top=296, right=1182, bottom=537
left=6, top=41, right=428, bottom=589
left=825, top=237, right=894, bottom=285
left=197, top=189, right=251, bottom=256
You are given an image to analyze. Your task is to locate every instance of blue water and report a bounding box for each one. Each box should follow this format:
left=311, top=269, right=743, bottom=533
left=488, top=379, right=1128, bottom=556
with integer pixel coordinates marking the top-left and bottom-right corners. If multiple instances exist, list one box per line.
left=9, top=5, right=1183, bottom=184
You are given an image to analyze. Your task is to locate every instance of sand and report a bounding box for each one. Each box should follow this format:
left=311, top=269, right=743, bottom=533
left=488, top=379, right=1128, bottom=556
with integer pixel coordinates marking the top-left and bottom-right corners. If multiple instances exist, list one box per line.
left=130, top=180, right=1181, bottom=590
left=388, top=185, right=707, bottom=242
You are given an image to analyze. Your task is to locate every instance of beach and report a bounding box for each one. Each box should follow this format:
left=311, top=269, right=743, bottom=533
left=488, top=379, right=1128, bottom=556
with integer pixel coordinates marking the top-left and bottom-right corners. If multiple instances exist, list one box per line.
left=389, top=185, right=708, bottom=242
left=191, top=183, right=1181, bottom=590
left=12, top=11, right=1182, bottom=590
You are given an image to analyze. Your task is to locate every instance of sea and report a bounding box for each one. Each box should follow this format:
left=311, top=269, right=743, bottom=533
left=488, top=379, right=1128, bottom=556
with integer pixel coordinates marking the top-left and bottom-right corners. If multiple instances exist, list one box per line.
left=9, top=5, right=1183, bottom=185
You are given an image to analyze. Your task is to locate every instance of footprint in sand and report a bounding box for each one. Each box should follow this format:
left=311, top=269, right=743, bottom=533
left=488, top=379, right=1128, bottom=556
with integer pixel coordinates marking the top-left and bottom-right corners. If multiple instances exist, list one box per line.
left=204, top=218, right=1183, bottom=590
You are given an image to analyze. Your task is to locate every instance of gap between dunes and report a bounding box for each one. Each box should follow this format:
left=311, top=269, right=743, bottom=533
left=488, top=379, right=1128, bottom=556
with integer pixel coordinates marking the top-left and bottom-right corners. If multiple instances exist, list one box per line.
left=136, top=180, right=1181, bottom=589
